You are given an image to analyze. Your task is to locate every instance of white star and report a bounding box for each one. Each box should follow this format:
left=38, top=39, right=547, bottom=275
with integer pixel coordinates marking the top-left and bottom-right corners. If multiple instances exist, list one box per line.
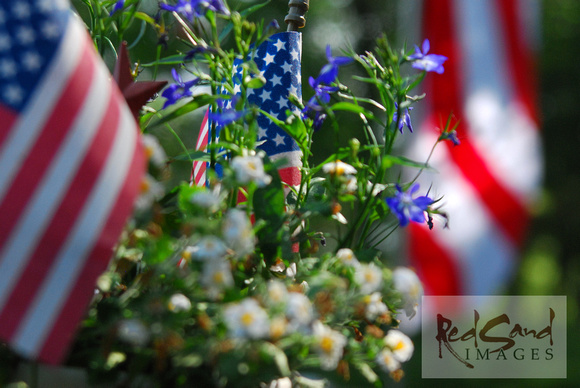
left=271, top=74, right=282, bottom=86
left=277, top=95, right=288, bottom=110
left=263, top=53, right=275, bottom=66
left=258, top=127, right=268, bottom=139
left=260, top=89, right=271, bottom=101
left=41, top=21, right=60, bottom=40
left=233, top=83, right=242, bottom=95
left=290, top=49, right=300, bottom=62
left=0, top=34, right=11, bottom=51
left=273, top=39, right=285, bottom=52
left=4, top=84, right=24, bottom=104
left=272, top=133, right=286, bottom=147
left=22, top=51, right=42, bottom=72
left=12, top=3, right=31, bottom=19
left=0, top=58, right=17, bottom=78
left=281, top=61, right=292, bottom=74
left=289, top=84, right=299, bottom=97
left=16, top=26, right=35, bottom=45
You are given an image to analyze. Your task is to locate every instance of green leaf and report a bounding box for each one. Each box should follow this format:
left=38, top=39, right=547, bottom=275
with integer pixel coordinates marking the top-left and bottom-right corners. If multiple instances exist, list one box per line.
left=149, top=94, right=219, bottom=129
left=133, top=11, right=156, bottom=26
left=259, top=343, right=290, bottom=377
left=218, top=0, right=272, bottom=41
left=260, top=110, right=308, bottom=152
left=383, top=155, right=435, bottom=171
left=141, top=54, right=189, bottom=67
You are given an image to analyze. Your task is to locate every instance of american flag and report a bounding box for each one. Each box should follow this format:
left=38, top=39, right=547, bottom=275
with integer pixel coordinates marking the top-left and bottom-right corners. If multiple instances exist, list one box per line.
left=0, top=0, right=145, bottom=364
left=192, top=31, right=302, bottom=188
left=407, top=0, right=543, bottom=296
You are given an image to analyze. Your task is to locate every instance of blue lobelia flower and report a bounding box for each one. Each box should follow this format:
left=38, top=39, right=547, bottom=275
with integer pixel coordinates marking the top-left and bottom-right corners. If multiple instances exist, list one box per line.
left=302, top=76, right=339, bottom=131
left=207, top=97, right=249, bottom=126
left=316, top=45, right=354, bottom=85
left=386, top=184, right=433, bottom=227
left=109, top=0, right=125, bottom=15
left=161, top=0, right=229, bottom=21
left=408, top=39, right=448, bottom=74
left=439, top=129, right=461, bottom=146
left=161, top=68, right=200, bottom=109
left=393, top=103, right=413, bottom=133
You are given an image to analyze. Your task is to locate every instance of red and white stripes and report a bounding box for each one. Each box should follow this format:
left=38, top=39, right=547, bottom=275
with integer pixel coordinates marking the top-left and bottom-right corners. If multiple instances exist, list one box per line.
left=0, top=17, right=145, bottom=363
left=408, top=0, right=543, bottom=295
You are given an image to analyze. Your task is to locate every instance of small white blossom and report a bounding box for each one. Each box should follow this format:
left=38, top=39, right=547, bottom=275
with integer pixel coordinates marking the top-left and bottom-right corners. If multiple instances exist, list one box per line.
left=231, top=154, right=272, bottom=187
left=312, top=321, right=347, bottom=371
left=354, top=263, right=383, bottom=294
left=117, top=319, right=150, bottom=347
left=384, top=329, right=414, bottom=362
left=267, top=280, right=288, bottom=305
left=168, top=293, right=192, bottom=312
left=222, top=209, right=254, bottom=256
left=223, top=298, right=270, bottom=339
left=201, top=259, right=234, bottom=299
left=193, top=236, right=228, bottom=260
left=336, top=248, right=360, bottom=267
left=142, top=134, right=167, bottom=167
left=190, top=189, right=221, bottom=211
left=364, top=292, right=388, bottom=321
left=376, top=348, right=401, bottom=373
left=135, top=174, right=164, bottom=211
left=286, top=292, right=314, bottom=330
left=321, top=160, right=357, bottom=176
left=393, top=267, right=423, bottom=319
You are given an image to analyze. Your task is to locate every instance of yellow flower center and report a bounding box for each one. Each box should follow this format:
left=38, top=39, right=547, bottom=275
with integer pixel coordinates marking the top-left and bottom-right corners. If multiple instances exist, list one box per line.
left=364, top=271, right=375, bottom=283
left=140, top=178, right=150, bottom=193
left=145, top=145, right=154, bottom=160
left=394, top=340, right=405, bottom=351
left=241, top=312, right=254, bottom=326
left=320, top=336, right=334, bottom=354
left=213, top=271, right=224, bottom=284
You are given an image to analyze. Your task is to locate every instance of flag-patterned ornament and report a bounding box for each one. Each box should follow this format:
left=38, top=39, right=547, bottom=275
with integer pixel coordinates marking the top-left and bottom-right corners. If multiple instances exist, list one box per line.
left=407, top=0, right=543, bottom=296
left=193, top=31, right=302, bottom=188
left=0, top=0, right=145, bottom=364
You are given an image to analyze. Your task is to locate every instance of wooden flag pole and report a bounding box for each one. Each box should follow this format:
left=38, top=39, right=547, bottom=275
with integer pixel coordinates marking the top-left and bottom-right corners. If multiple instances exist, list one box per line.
left=285, top=0, right=309, bottom=31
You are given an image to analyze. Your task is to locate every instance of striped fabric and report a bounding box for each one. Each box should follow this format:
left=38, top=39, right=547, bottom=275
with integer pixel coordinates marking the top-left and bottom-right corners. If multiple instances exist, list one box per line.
left=0, top=0, right=145, bottom=363
left=408, top=0, right=543, bottom=295
left=192, top=31, right=302, bottom=188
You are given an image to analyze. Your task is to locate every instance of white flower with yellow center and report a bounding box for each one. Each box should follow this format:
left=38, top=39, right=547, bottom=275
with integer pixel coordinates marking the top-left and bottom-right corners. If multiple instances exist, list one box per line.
left=231, top=154, right=272, bottom=187
left=336, top=248, right=360, bottom=267
left=193, top=236, right=228, bottom=260
left=201, top=259, right=234, bottom=299
left=321, top=160, right=357, bottom=177
left=142, top=134, right=167, bottom=168
left=222, top=209, right=254, bottom=256
left=354, top=263, right=383, bottom=294
left=364, top=292, right=388, bottom=321
left=392, top=267, right=423, bottom=319
left=286, top=292, right=314, bottom=330
left=384, top=329, right=414, bottom=362
left=269, top=316, right=287, bottom=340
left=223, top=298, right=270, bottom=339
left=135, top=174, right=164, bottom=211
left=267, top=280, right=288, bottom=305
left=168, top=293, right=192, bottom=312
left=376, top=348, right=401, bottom=373
left=312, top=320, right=347, bottom=371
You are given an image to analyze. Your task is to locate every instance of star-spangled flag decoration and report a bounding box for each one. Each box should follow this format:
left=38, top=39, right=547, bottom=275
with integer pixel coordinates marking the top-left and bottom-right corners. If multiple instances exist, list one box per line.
left=192, top=31, right=302, bottom=188
left=0, top=0, right=145, bottom=364
left=406, top=0, right=543, bottom=297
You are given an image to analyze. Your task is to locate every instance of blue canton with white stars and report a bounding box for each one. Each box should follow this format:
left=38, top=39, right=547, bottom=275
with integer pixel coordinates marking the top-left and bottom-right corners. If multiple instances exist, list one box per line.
left=0, top=0, right=69, bottom=112
left=221, top=32, right=302, bottom=157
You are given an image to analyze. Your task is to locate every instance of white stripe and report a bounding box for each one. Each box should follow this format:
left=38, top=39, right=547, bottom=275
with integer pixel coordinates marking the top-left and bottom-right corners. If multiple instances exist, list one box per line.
left=268, top=150, right=302, bottom=169
left=455, top=0, right=543, bottom=203
left=195, top=119, right=208, bottom=149
left=0, top=19, right=82, bottom=202
left=13, top=98, right=137, bottom=357
left=0, top=27, right=109, bottom=311
left=409, top=128, right=516, bottom=295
